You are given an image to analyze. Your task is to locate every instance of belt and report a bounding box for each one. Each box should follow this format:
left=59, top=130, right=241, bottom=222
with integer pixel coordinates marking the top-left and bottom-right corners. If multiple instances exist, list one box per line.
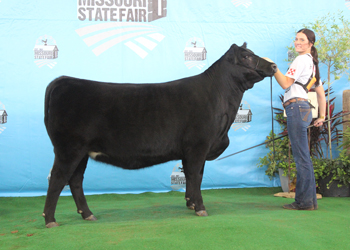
left=283, top=98, right=308, bottom=108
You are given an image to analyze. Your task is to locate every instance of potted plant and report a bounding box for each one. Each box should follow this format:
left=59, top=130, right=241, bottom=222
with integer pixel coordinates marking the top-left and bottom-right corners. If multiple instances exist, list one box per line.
left=257, top=130, right=296, bottom=192
left=257, top=100, right=296, bottom=192
left=314, top=127, right=350, bottom=197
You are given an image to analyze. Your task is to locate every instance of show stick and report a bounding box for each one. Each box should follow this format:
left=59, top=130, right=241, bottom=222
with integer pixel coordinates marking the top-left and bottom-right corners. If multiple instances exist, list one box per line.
left=216, top=111, right=350, bottom=161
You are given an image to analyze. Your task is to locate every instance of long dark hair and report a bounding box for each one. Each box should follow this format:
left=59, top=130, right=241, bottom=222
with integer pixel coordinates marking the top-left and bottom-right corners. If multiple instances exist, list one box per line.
left=297, top=28, right=320, bottom=86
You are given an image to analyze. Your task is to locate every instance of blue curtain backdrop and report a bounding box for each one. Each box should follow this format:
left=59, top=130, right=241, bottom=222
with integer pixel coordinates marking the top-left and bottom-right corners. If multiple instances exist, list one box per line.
left=0, top=0, right=349, bottom=196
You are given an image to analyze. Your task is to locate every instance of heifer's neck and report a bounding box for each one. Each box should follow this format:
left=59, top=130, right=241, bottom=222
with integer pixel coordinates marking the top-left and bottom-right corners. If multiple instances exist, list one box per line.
left=203, top=60, right=247, bottom=122
left=204, top=60, right=246, bottom=101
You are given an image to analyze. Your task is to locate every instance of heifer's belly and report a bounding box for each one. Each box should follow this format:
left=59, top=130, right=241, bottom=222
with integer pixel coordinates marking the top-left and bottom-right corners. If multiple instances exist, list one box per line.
left=206, top=135, right=229, bottom=160
left=88, top=150, right=180, bottom=169
left=85, top=127, right=183, bottom=169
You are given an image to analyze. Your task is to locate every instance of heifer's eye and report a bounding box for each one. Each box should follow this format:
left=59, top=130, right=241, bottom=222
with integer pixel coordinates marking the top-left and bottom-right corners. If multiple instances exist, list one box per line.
left=243, top=55, right=250, bottom=59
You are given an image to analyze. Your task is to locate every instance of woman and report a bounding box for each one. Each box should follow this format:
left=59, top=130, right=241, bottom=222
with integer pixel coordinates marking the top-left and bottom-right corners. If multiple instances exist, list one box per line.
left=264, top=28, right=326, bottom=210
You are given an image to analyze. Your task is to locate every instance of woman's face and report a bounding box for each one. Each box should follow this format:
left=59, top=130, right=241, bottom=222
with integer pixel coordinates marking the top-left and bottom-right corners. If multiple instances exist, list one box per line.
left=294, top=32, right=313, bottom=55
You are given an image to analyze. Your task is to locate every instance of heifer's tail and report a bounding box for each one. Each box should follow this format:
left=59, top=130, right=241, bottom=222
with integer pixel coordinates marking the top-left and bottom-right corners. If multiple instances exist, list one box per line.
left=44, top=81, right=53, bottom=129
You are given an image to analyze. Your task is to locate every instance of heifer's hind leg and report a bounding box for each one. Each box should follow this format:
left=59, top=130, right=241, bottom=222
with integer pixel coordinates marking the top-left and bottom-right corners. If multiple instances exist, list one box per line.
left=43, top=153, right=86, bottom=228
left=68, top=155, right=96, bottom=221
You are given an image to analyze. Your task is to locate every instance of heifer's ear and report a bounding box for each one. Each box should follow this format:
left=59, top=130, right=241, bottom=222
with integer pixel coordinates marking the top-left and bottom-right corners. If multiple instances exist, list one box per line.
left=230, top=44, right=238, bottom=50
left=241, top=42, right=247, bottom=49
left=227, top=44, right=239, bottom=64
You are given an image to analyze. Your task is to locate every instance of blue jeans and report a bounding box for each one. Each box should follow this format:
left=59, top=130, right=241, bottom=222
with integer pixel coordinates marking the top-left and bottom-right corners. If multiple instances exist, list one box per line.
left=285, top=101, right=317, bottom=209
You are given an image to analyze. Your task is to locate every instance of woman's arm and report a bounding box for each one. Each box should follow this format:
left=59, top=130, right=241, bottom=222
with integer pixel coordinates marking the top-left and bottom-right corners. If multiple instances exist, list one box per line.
left=313, top=84, right=326, bottom=127
left=262, top=57, right=294, bottom=89
left=273, top=68, right=294, bottom=90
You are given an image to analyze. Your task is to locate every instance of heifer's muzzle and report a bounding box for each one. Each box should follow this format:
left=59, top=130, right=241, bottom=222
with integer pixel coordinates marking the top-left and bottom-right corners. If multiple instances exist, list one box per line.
left=256, top=59, right=277, bottom=77
left=271, top=63, right=278, bottom=73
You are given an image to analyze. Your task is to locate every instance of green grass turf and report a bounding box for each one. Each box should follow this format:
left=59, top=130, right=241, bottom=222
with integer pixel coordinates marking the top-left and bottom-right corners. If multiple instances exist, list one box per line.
left=1, top=188, right=349, bottom=250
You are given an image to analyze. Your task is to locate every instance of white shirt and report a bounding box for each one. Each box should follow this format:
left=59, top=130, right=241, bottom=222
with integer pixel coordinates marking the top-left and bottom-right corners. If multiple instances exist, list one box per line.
left=284, top=53, right=315, bottom=102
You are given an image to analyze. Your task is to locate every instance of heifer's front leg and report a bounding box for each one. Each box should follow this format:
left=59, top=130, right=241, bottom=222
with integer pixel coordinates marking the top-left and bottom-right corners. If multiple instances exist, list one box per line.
left=43, top=154, right=85, bottom=228
left=68, top=155, right=96, bottom=222
left=183, top=161, right=204, bottom=211
left=182, top=157, right=208, bottom=217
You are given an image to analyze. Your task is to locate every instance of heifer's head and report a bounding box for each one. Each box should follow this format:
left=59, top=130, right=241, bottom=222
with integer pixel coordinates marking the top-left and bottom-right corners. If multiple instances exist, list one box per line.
left=224, top=43, right=277, bottom=90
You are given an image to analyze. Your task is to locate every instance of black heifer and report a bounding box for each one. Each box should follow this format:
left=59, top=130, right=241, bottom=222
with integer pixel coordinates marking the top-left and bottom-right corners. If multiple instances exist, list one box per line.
left=43, top=43, right=277, bottom=228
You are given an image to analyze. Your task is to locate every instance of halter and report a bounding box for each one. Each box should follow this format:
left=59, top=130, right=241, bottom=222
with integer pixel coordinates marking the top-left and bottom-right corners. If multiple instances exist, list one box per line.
left=240, top=47, right=261, bottom=71
left=254, top=58, right=260, bottom=71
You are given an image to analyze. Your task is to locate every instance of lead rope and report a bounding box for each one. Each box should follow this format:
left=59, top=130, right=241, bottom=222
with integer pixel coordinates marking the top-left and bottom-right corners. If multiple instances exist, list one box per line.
left=271, top=75, right=291, bottom=193
left=270, top=77, right=276, bottom=162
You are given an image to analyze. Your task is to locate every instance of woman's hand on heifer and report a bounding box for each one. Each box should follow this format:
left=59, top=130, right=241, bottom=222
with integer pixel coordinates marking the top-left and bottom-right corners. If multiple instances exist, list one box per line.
left=262, top=57, right=274, bottom=63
